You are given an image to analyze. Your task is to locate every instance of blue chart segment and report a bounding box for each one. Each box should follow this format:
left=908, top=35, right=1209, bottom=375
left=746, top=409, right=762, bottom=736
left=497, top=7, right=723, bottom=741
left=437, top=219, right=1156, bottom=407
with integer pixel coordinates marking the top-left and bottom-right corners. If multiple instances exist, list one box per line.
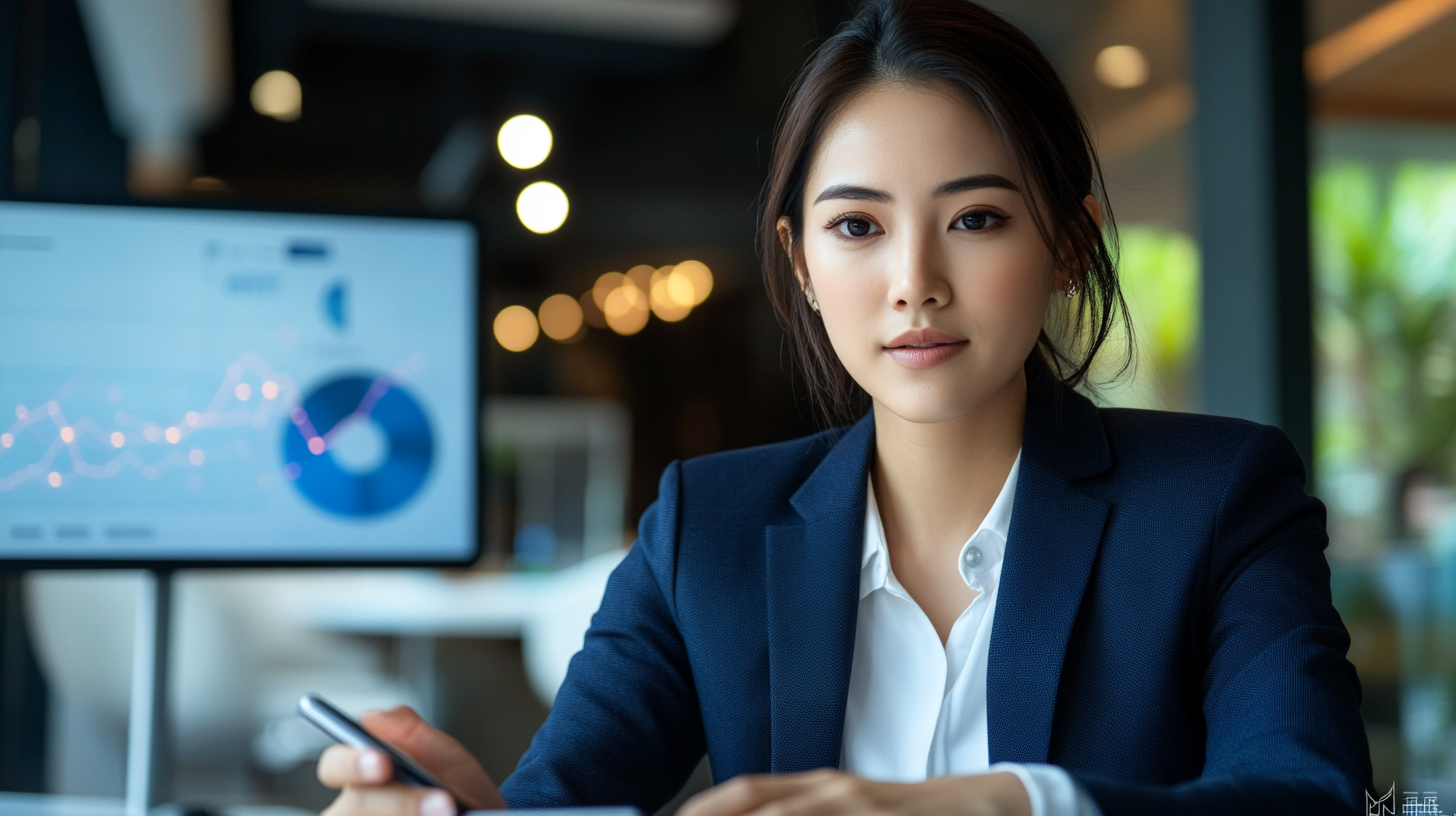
left=284, top=375, right=434, bottom=516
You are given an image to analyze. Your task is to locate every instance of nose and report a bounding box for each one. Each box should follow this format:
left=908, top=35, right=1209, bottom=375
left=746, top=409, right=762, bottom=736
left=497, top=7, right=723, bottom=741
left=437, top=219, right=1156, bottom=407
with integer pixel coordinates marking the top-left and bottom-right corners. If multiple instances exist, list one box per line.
left=885, top=227, right=951, bottom=311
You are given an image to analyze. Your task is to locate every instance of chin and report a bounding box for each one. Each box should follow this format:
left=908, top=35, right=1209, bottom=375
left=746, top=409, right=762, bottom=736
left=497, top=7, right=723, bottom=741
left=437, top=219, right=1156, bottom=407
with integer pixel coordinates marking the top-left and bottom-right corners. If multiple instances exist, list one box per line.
left=872, top=386, right=983, bottom=426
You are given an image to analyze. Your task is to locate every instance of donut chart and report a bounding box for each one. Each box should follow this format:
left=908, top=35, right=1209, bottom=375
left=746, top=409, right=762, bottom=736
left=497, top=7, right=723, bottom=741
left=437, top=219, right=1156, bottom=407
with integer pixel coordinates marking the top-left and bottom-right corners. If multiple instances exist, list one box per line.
left=283, top=374, right=434, bottom=517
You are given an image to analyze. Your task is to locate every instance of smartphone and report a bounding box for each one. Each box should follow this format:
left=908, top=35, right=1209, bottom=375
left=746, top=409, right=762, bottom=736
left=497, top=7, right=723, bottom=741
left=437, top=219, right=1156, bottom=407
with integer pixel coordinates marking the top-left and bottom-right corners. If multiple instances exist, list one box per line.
left=297, top=693, right=460, bottom=805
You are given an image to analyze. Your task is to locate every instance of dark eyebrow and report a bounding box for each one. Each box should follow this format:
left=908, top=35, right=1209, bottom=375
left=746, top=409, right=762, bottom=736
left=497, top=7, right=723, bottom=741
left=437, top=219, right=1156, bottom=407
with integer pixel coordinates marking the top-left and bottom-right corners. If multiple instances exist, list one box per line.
left=935, top=174, right=1020, bottom=196
left=813, top=174, right=1020, bottom=205
left=813, top=184, right=891, bottom=205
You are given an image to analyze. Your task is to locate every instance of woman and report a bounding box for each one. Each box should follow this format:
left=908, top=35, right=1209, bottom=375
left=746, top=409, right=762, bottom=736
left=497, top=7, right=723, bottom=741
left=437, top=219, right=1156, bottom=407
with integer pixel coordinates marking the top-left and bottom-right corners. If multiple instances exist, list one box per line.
left=319, top=1, right=1372, bottom=814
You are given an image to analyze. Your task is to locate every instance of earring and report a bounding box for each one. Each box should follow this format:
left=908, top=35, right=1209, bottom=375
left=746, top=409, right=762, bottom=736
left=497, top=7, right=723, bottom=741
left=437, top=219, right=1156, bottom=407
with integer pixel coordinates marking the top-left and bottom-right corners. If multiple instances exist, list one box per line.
left=810, top=299, right=821, bottom=314
left=1064, top=280, right=1079, bottom=299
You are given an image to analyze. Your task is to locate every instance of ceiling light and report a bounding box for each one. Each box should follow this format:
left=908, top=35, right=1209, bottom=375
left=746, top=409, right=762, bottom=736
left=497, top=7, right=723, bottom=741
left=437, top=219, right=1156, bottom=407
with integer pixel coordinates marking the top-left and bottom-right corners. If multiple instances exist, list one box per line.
left=251, top=70, right=302, bottom=121
left=498, top=115, right=553, bottom=169
left=1095, top=45, right=1149, bottom=89
left=516, top=181, right=569, bottom=233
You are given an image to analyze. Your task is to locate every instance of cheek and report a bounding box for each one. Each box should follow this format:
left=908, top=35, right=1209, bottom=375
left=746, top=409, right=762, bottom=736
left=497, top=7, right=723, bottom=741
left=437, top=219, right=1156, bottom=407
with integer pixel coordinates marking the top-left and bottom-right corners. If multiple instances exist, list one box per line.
left=959, top=240, right=1054, bottom=344
left=803, top=238, right=884, bottom=340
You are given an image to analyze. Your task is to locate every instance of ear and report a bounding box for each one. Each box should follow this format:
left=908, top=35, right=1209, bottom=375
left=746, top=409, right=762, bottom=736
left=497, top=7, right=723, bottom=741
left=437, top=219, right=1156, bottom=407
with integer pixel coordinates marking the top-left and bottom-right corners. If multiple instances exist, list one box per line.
left=1056, top=194, right=1104, bottom=293
left=1083, top=194, right=1103, bottom=230
left=777, top=216, right=815, bottom=299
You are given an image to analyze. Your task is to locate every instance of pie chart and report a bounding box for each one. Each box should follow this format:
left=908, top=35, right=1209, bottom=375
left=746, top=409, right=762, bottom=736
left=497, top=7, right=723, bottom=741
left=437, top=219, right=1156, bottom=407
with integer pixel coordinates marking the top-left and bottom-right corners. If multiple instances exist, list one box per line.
left=283, top=374, right=434, bottom=516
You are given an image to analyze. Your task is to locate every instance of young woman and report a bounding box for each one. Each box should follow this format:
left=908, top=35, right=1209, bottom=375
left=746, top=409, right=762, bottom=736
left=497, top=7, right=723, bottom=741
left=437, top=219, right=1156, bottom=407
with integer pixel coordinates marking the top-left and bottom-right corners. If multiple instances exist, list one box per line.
left=318, top=2, right=1371, bottom=814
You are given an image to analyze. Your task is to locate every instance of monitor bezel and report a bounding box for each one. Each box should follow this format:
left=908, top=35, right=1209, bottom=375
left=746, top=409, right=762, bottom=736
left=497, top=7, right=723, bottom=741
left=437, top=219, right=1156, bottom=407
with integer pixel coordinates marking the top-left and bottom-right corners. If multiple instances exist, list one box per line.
left=0, top=194, right=486, bottom=569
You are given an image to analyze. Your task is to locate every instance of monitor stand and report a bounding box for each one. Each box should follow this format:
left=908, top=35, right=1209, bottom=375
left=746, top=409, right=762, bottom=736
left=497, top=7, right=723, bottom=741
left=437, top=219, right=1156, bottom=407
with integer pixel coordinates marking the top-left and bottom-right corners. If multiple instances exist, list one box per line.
left=125, top=569, right=172, bottom=816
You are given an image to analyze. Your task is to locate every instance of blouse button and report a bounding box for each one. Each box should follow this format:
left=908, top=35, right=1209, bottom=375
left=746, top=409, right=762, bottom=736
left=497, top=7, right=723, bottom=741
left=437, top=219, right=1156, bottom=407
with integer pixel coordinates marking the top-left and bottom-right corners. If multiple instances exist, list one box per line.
left=964, top=546, right=982, bottom=567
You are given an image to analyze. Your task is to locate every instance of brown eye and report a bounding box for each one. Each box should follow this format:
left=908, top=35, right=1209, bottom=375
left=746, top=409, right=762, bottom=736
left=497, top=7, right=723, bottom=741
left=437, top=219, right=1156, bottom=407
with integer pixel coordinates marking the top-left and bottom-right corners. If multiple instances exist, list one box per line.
left=839, top=218, right=875, bottom=237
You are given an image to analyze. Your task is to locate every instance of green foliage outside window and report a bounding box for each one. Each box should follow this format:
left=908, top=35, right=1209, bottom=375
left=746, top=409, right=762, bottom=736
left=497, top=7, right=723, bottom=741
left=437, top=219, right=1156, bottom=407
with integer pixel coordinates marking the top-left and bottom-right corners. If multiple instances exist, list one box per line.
left=1313, top=162, right=1456, bottom=503
left=1091, top=225, right=1200, bottom=412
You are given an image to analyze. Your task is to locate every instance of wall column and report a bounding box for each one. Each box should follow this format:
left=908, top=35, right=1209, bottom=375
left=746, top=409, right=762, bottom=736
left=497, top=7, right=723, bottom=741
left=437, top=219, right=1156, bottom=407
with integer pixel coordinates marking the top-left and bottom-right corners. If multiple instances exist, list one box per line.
left=1191, top=0, right=1313, bottom=471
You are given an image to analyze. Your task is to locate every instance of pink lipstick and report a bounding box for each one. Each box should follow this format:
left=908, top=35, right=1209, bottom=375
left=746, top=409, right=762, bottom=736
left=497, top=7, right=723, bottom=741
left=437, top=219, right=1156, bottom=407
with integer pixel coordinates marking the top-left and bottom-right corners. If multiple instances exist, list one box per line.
left=884, top=328, right=968, bottom=369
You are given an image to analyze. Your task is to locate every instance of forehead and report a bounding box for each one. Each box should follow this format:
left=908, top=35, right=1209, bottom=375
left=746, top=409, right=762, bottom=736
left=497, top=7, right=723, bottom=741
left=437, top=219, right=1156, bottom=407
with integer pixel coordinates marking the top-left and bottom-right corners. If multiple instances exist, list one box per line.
left=808, top=81, right=1016, bottom=191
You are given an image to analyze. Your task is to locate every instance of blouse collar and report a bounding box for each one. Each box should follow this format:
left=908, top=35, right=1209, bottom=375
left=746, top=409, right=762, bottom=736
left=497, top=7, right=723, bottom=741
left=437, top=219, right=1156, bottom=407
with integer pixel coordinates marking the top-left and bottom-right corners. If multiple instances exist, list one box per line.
left=859, top=451, right=1022, bottom=600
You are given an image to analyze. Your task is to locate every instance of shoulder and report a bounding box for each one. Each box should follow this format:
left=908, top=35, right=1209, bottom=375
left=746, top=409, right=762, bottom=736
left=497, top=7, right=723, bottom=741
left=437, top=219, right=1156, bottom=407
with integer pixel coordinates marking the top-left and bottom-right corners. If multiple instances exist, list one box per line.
left=1085, top=406, right=1316, bottom=541
left=1094, top=406, right=1306, bottom=485
left=670, top=426, right=846, bottom=519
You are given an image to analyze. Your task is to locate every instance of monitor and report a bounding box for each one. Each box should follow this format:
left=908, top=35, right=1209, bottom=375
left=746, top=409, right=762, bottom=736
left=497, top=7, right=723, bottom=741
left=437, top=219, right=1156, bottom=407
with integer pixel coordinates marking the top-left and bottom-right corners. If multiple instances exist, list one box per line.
left=0, top=200, right=479, bottom=566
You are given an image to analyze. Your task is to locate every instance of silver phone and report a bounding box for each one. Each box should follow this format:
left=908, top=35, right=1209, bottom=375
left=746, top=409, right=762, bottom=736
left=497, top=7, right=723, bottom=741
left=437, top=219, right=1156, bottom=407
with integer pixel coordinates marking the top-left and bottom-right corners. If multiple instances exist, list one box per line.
left=297, top=693, right=460, bottom=808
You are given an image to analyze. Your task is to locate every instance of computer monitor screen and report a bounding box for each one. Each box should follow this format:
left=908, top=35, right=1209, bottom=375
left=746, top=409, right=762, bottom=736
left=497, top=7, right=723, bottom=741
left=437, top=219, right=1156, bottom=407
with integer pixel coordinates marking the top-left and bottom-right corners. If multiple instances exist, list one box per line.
left=0, top=201, right=479, bottom=565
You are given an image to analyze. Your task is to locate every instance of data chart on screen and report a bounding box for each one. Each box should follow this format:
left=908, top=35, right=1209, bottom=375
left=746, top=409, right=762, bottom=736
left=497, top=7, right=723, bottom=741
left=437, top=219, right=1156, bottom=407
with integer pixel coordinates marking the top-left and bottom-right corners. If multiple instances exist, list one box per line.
left=0, top=201, right=477, bottom=563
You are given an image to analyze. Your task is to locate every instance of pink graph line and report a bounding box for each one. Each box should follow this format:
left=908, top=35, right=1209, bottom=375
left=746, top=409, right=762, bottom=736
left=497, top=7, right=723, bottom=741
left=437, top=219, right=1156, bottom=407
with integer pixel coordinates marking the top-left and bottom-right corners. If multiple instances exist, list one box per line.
left=2, top=352, right=425, bottom=489
left=2, top=353, right=426, bottom=492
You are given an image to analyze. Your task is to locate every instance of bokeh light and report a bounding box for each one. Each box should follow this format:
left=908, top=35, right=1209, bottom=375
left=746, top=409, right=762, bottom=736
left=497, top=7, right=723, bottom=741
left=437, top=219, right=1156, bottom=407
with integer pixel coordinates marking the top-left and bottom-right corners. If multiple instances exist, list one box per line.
left=580, top=291, right=607, bottom=329
left=165, top=427, right=181, bottom=444
left=111, top=432, right=125, bottom=448
left=626, top=264, right=655, bottom=293
left=650, top=276, right=691, bottom=322
left=539, top=294, right=585, bottom=341
left=235, top=382, right=252, bottom=401
left=59, top=426, right=74, bottom=443
left=1094, top=45, right=1149, bottom=89
left=593, top=272, right=625, bottom=310
left=48, top=472, right=61, bottom=488
left=262, top=381, right=280, bottom=400
left=516, top=181, right=569, bottom=233
left=673, top=260, right=714, bottom=305
left=494, top=304, right=540, bottom=351
left=498, top=115, right=553, bottom=169
left=604, top=284, right=649, bottom=335
left=251, top=70, right=302, bottom=121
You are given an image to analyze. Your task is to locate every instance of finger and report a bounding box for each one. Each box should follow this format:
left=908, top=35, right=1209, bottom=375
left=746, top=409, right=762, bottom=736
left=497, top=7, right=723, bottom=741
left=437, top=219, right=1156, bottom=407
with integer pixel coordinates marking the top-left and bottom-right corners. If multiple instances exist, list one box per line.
left=681, top=772, right=840, bottom=816
left=749, top=776, right=872, bottom=816
left=319, top=746, right=395, bottom=789
left=322, top=784, right=455, bottom=816
left=360, top=707, right=502, bottom=809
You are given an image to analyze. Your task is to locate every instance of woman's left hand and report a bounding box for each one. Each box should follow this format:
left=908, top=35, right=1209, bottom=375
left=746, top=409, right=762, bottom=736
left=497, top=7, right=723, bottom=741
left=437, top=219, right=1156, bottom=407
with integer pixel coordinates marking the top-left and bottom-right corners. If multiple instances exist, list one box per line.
left=678, top=769, right=1031, bottom=816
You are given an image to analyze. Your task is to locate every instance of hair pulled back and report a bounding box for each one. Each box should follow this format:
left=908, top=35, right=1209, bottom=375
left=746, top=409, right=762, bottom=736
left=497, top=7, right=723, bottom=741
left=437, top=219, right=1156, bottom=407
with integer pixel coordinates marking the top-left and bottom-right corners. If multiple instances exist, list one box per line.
left=761, top=0, right=1131, bottom=426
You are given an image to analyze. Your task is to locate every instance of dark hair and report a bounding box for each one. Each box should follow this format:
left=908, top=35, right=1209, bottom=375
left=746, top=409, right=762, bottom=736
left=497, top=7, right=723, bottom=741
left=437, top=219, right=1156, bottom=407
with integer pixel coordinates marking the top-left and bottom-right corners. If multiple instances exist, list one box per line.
left=761, top=0, right=1131, bottom=426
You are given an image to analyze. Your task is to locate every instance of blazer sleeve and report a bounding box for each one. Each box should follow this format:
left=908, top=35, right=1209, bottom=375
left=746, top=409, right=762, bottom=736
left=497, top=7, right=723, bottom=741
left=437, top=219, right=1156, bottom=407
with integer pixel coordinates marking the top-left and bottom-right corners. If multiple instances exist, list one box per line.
left=500, top=461, right=706, bottom=810
left=1072, top=426, right=1374, bottom=816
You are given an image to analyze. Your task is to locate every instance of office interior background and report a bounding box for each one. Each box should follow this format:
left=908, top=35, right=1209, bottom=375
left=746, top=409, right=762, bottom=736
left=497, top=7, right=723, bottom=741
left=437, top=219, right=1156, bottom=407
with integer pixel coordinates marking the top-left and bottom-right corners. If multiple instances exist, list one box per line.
left=0, top=0, right=1454, bottom=811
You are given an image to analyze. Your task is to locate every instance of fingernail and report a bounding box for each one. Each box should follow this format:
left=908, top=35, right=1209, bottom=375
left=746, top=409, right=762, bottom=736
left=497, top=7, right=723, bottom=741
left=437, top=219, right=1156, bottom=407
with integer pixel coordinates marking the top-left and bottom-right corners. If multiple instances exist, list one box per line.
left=358, top=750, right=386, bottom=781
left=420, top=791, right=453, bottom=816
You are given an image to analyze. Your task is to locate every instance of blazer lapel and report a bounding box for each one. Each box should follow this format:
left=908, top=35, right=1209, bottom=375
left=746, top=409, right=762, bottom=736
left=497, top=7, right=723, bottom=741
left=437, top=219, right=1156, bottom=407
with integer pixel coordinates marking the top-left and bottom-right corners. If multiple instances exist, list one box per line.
left=987, top=380, right=1112, bottom=763
left=765, top=416, right=874, bottom=772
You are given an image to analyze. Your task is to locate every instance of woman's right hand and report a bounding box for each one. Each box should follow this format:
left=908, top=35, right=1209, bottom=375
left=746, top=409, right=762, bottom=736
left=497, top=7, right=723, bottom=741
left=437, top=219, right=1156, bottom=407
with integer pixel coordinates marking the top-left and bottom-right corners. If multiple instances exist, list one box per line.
left=317, top=705, right=505, bottom=816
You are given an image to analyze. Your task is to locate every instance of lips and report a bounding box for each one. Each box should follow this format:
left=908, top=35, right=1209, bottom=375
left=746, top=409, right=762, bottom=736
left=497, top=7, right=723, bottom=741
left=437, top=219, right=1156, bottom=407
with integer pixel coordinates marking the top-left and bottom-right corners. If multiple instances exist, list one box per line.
left=884, top=328, right=968, bottom=370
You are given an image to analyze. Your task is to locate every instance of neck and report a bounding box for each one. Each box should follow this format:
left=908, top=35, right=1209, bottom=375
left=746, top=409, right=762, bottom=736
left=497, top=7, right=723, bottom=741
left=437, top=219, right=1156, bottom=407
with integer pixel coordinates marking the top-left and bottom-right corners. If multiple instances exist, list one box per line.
left=870, top=369, right=1027, bottom=556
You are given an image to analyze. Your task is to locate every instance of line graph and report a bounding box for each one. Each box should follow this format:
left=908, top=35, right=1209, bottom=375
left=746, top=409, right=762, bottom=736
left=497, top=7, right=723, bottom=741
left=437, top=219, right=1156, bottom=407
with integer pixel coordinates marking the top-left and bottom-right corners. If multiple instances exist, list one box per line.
left=0, top=352, right=428, bottom=499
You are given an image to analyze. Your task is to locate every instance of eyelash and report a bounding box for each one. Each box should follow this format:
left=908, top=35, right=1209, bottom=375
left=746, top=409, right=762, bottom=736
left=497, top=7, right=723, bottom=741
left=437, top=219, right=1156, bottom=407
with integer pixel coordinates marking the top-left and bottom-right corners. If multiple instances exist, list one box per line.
left=954, top=209, right=1006, bottom=231
left=825, top=214, right=880, bottom=238
left=823, top=209, right=1008, bottom=239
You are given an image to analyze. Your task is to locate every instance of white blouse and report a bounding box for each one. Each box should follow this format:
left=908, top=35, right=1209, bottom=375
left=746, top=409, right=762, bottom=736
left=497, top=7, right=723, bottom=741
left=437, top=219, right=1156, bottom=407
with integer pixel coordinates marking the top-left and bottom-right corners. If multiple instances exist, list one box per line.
left=839, top=452, right=1102, bottom=816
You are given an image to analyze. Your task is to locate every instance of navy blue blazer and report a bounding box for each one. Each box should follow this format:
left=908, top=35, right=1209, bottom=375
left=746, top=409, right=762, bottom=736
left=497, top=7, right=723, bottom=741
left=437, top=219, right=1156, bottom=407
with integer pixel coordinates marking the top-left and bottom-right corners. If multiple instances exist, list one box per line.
left=501, top=381, right=1373, bottom=815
